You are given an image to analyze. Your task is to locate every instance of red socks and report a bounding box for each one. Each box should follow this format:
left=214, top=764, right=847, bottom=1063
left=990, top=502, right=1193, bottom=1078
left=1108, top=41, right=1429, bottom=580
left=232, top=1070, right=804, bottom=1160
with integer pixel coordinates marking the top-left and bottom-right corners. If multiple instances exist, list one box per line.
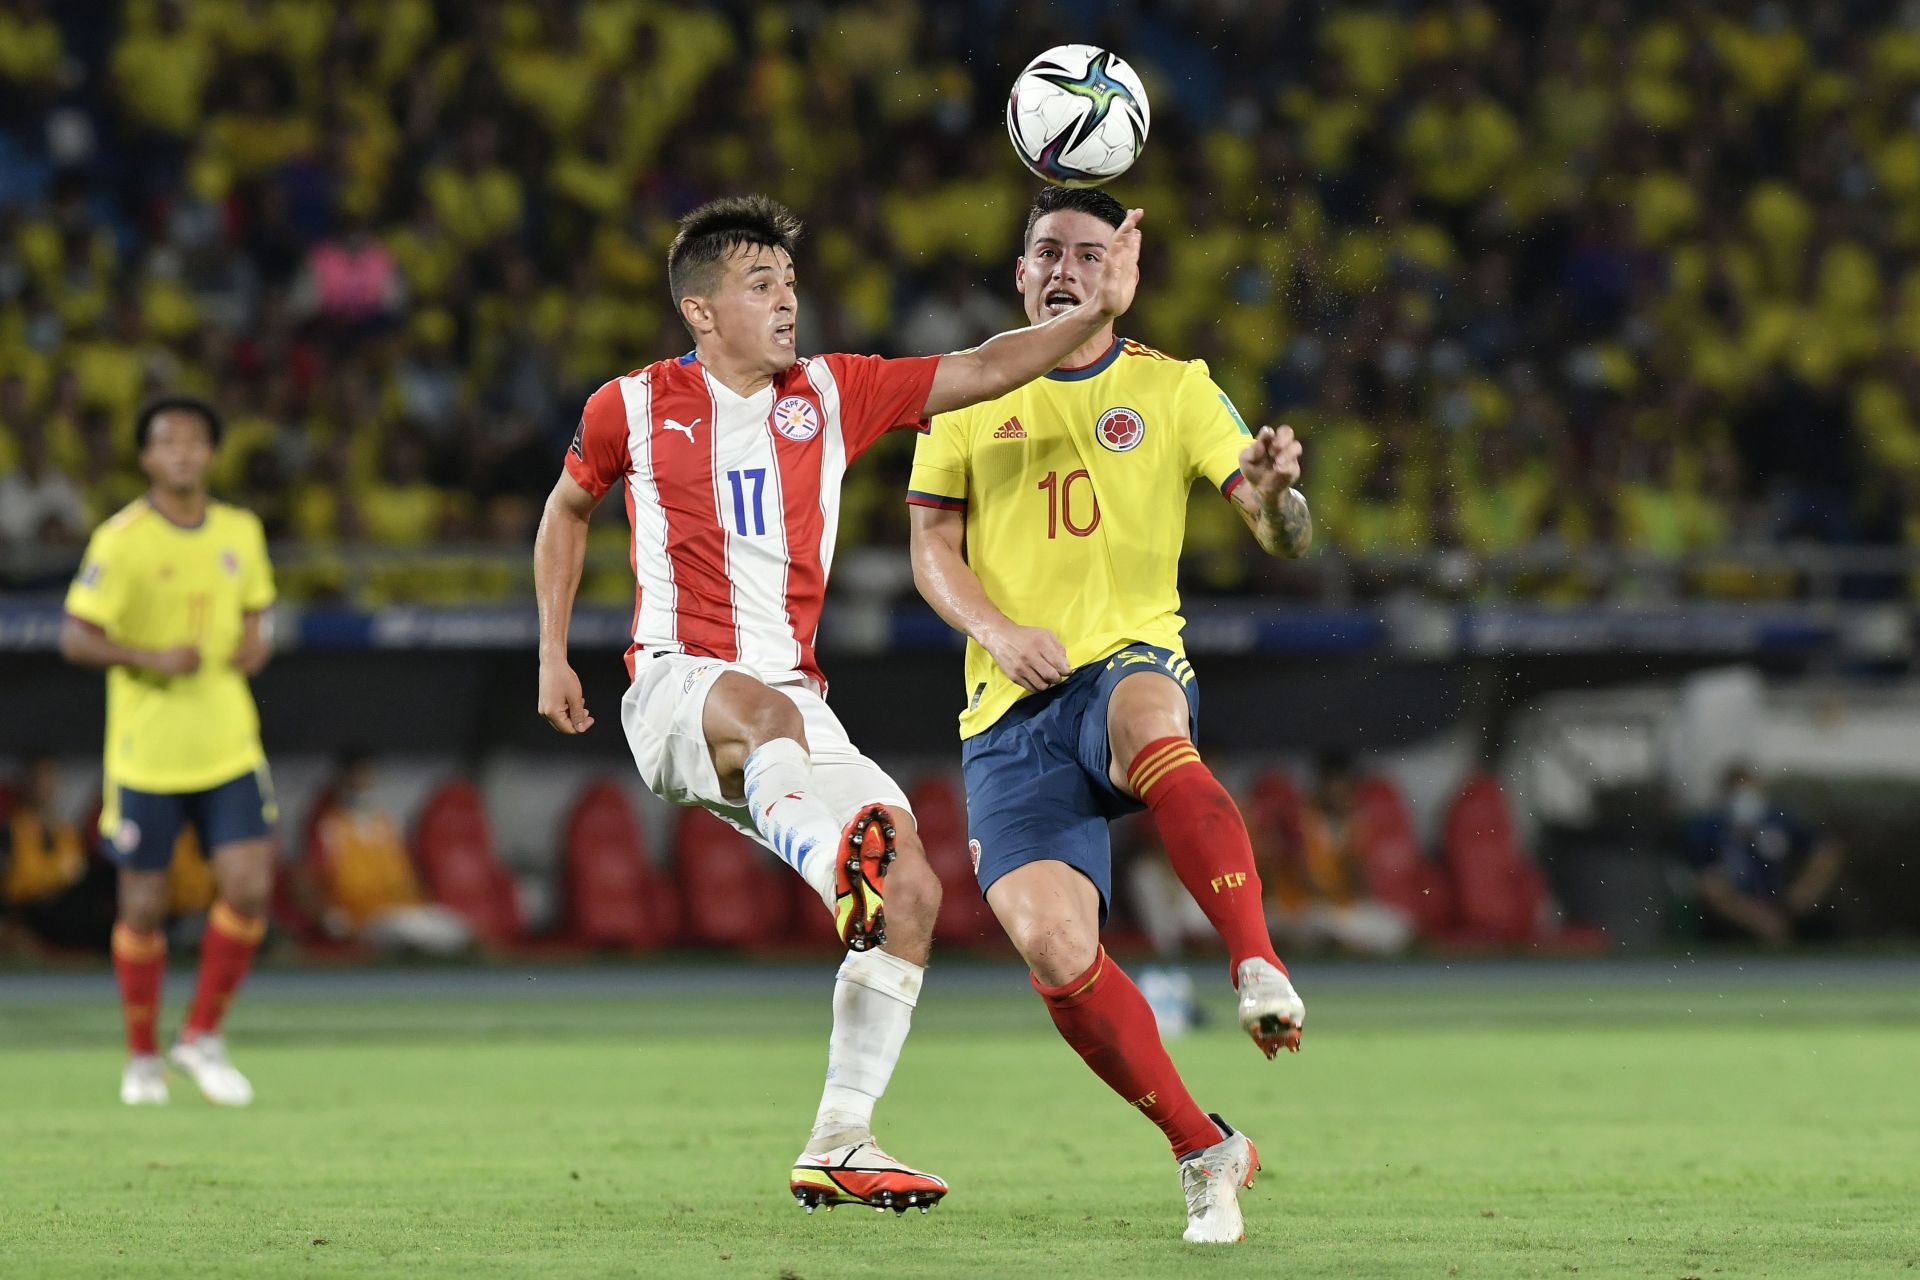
left=112, top=923, right=166, bottom=1056
left=1127, top=737, right=1285, bottom=983
left=182, top=902, right=265, bottom=1039
left=1033, top=947, right=1222, bottom=1159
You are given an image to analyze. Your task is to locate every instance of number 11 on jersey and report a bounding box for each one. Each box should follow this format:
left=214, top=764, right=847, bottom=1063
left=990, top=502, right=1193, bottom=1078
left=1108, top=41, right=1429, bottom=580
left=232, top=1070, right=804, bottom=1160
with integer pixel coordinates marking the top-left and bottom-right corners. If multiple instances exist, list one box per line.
left=726, top=468, right=767, bottom=536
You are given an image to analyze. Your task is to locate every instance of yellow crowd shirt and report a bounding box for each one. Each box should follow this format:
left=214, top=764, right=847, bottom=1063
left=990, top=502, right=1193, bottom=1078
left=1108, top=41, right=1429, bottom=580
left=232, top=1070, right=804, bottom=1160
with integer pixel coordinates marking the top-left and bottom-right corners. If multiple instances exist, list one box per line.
left=315, top=805, right=426, bottom=925
left=909, top=337, right=1252, bottom=739
left=2, top=811, right=84, bottom=905
left=64, top=499, right=275, bottom=793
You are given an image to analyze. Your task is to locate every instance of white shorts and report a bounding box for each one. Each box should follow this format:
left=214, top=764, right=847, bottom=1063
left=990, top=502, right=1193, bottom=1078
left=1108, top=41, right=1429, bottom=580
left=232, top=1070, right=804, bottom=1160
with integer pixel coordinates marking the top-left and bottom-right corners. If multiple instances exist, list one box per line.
left=619, top=651, right=911, bottom=851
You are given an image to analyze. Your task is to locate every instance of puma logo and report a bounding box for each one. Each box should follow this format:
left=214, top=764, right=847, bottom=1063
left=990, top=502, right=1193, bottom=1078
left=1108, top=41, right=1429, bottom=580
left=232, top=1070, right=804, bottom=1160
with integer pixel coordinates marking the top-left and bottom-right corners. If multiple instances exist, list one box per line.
left=663, top=416, right=701, bottom=442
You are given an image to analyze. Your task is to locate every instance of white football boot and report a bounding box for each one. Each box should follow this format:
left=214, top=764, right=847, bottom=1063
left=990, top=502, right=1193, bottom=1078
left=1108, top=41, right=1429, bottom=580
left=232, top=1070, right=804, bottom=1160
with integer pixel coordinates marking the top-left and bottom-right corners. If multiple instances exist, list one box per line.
left=1236, top=957, right=1306, bottom=1058
left=120, top=1054, right=169, bottom=1106
left=169, top=1034, right=254, bottom=1106
left=790, top=1138, right=948, bottom=1215
left=1180, top=1114, right=1259, bottom=1244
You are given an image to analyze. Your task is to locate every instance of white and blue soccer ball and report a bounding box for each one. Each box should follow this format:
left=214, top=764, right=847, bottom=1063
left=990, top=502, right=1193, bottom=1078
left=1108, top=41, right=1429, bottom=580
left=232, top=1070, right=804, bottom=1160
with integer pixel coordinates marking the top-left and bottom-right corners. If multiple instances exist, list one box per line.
left=1006, top=45, right=1151, bottom=188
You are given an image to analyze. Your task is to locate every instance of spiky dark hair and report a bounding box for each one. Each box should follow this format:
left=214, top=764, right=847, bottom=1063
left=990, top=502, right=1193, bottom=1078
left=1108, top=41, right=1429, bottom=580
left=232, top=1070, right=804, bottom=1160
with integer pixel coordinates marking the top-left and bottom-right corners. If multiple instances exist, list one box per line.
left=1022, top=185, right=1127, bottom=248
left=135, top=394, right=224, bottom=450
left=666, top=194, right=804, bottom=309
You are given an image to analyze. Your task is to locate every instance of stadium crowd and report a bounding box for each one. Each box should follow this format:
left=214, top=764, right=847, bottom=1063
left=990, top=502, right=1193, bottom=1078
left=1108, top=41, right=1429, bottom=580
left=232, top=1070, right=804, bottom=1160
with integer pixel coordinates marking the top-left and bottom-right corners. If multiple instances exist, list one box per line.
left=2, top=0, right=1919, bottom=600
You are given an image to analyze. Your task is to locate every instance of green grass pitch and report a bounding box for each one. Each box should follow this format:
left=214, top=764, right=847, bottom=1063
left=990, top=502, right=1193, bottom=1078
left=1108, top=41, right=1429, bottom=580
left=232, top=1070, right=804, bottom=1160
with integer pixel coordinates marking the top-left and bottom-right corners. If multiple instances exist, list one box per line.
left=2, top=962, right=1917, bottom=1278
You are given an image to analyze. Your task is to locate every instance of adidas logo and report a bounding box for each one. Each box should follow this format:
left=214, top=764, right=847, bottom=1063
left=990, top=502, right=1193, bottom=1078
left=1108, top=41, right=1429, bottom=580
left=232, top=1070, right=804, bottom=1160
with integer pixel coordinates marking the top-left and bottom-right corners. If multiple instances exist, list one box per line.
left=993, top=417, right=1027, bottom=439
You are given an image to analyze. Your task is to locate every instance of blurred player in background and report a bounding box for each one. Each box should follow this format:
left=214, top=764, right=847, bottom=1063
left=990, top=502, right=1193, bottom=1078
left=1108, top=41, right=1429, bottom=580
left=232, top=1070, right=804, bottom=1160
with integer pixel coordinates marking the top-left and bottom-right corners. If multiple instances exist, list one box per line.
left=533, top=193, right=1144, bottom=1214
left=908, top=186, right=1310, bottom=1244
left=60, top=396, right=278, bottom=1108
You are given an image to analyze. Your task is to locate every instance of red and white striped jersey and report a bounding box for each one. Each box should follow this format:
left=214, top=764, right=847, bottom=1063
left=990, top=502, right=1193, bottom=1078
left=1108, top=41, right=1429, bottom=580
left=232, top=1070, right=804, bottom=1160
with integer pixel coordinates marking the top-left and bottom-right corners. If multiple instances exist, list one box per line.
left=565, top=350, right=941, bottom=688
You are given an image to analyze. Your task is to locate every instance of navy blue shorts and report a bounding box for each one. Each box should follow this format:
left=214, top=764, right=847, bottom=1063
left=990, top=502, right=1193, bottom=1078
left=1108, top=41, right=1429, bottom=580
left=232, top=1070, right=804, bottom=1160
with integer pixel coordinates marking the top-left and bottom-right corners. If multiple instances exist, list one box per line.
left=100, top=765, right=277, bottom=871
left=962, top=644, right=1199, bottom=922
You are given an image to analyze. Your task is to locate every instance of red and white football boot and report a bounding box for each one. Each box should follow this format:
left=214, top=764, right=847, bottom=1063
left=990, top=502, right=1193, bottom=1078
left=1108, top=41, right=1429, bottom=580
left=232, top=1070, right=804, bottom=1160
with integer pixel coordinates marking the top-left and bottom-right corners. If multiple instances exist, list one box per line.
left=791, top=1138, right=949, bottom=1215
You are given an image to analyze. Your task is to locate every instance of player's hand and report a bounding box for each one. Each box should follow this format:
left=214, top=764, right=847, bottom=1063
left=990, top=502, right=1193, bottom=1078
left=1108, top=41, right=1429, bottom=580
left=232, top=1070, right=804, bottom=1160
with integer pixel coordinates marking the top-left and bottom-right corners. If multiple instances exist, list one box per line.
left=538, top=660, right=595, bottom=734
left=1239, top=425, right=1302, bottom=506
left=147, top=645, right=201, bottom=677
left=984, top=623, right=1071, bottom=693
left=1093, top=207, right=1144, bottom=319
left=231, top=634, right=271, bottom=677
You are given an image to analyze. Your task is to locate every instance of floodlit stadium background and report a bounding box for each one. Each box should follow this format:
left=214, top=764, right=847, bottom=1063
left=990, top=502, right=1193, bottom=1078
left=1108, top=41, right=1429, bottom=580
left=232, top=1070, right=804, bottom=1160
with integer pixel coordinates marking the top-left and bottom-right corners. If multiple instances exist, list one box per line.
left=5, top=5, right=1920, bottom=1277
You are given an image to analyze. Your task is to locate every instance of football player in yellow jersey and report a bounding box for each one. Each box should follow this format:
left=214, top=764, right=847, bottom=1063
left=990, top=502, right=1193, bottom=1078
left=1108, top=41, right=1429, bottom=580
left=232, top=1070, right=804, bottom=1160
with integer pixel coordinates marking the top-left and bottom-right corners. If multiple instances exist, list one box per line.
left=61, top=397, right=277, bottom=1108
left=908, top=187, right=1311, bottom=1245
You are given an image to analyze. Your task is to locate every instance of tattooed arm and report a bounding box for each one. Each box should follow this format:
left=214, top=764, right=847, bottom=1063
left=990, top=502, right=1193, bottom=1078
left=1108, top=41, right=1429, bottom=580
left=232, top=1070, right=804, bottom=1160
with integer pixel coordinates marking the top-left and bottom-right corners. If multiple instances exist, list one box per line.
left=1230, top=424, right=1313, bottom=558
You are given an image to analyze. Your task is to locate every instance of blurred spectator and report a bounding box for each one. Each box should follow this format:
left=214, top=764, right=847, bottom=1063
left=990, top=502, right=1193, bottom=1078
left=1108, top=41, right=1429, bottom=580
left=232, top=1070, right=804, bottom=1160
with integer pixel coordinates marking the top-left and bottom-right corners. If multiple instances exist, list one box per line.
left=296, top=208, right=404, bottom=334
left=1119, top=815, right=1208, bottom=1037
left=1125, top=813, right=1213, bottom=962
left=0, top=755, right=114, bottom=953
left=292, top=750, right=472, bottom=957
left=1264, top=752, right=1415, bottom=957
left=1685, top=763, right=1845, bottom=945
left=0, top=424, right=88, bottom=546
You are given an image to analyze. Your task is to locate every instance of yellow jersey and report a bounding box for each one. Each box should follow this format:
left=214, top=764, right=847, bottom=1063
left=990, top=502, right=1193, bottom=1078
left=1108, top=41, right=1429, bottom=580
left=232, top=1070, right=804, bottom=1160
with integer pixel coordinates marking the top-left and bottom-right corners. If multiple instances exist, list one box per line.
left=909, top=337, right=1252, bottom=739
left=64, top=498, right=275, bottom=793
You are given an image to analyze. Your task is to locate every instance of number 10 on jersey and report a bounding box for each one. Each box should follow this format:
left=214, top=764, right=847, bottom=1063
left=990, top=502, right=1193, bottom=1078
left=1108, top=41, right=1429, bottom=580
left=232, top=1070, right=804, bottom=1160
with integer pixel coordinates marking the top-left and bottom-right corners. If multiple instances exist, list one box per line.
left=726, top=468, right=767, bottom=536
left=1038, top=469, right=1100, bottom=538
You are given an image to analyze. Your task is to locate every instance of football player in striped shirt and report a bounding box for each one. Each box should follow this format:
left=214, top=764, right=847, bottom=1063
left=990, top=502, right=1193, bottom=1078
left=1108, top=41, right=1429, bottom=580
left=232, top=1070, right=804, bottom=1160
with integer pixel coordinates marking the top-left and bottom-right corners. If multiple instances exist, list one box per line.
left=907, top=186, right=1311, bottom=1244
left=533, top=194, right=1143, bottom=1214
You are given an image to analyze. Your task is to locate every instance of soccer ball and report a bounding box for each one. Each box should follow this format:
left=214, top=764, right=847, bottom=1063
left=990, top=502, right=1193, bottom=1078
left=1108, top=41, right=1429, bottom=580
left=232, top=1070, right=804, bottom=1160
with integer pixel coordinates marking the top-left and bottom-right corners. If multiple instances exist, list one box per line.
left=1006, top=45, right=1151, bottom=188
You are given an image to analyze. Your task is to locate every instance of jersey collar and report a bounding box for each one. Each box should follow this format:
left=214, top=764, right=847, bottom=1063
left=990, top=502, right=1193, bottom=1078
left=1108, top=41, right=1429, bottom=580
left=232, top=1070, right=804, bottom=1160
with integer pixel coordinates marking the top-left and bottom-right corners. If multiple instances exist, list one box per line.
left=1045, top=337, right=1122, bottom=382
left=144, top=495, right=209, bottom=531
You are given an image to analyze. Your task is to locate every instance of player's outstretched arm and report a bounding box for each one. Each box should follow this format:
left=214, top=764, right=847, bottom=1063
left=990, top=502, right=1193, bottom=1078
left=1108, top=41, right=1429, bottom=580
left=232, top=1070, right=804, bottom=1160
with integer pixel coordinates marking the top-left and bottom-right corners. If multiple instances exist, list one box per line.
left=923, top=208, right=1144, bottom=417
left=58, top=616, right=198, bottom=677
left=1231, top=424, right=1313, bottom=559
left=534, top=470, right=602, bottom=734
left=909, top=505, right=1070, bottom=691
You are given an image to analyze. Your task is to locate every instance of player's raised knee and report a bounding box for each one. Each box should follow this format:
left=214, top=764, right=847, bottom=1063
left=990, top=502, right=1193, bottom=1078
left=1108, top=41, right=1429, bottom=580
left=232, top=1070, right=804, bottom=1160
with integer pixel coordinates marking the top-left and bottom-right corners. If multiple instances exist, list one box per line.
left=1009, top=913, right=1100, bottom=987
left=882, top=832, right=941, bottom=931
left=742, top=696, right=806, bottom=748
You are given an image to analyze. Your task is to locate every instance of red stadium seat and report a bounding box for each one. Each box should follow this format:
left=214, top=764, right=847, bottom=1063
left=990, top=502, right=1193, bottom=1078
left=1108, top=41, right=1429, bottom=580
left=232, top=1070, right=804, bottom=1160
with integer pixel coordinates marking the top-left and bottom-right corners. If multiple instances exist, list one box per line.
left=1440, top=773, right=1604, bottom=951
left=1245, top=769, right=1306, bottom=862
left=778, top=868, right=842, bottom=951
left=669, top=807, right=793, bottom=948
left=562, top=781, right=680, bottom=950
left=908, top=774, right=998, bottom=948
left=1351, top=776, right=1454, bottom=936
left=264, top=783, right=341, bottom=947
left=412, top=779, right=521, bottom=946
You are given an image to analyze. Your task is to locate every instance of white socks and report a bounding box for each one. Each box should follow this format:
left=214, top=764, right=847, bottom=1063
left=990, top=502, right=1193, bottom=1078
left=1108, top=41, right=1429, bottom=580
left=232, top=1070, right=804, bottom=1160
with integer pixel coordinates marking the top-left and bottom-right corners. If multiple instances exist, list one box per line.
left=743, top=737, right=925, bottom=1153
left=742, top=737, right=843, bottom=909
left=809, top=946, right=925, bottom=1153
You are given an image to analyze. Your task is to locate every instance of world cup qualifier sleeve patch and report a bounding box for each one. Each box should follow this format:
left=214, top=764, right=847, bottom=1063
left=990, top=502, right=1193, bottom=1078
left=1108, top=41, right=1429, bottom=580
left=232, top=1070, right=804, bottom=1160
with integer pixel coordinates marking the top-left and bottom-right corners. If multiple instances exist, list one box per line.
left=1218, top=392, right=1251, bottom=436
